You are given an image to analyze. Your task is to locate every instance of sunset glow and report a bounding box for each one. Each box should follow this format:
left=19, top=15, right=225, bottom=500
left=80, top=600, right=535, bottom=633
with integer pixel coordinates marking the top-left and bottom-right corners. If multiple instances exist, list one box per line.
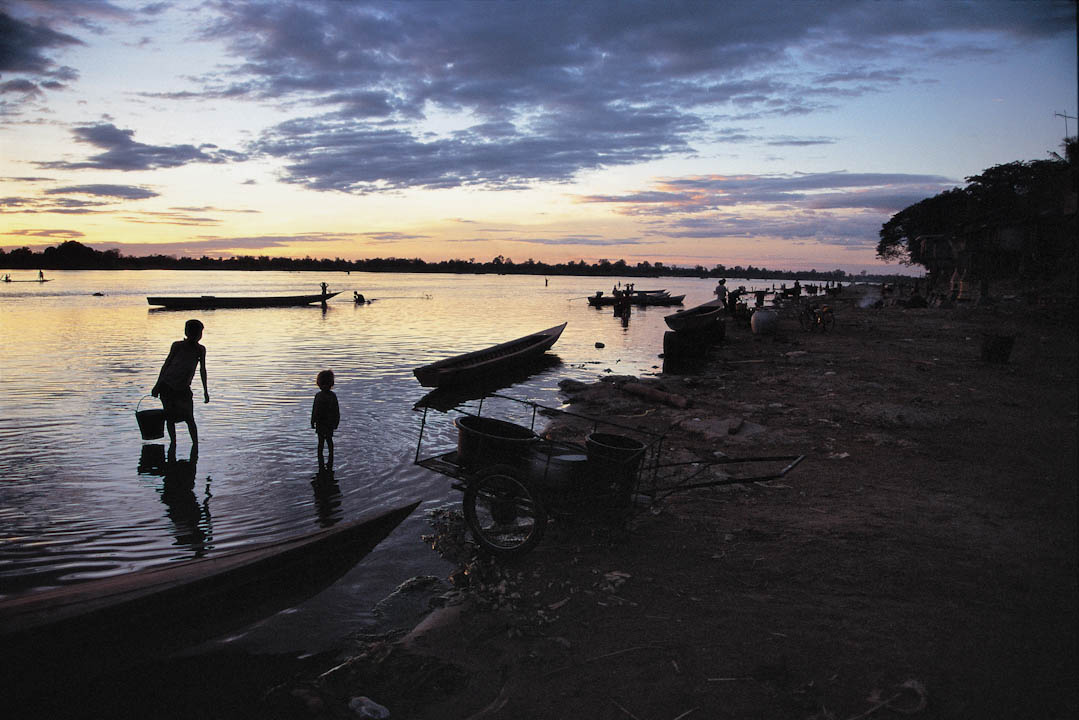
left=2, top=0, right=1075, bottom=273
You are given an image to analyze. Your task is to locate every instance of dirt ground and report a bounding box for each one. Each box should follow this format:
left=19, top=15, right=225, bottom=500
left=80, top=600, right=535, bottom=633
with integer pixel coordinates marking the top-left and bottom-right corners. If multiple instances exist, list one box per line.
left=249, top=292, right=1077, bottom=720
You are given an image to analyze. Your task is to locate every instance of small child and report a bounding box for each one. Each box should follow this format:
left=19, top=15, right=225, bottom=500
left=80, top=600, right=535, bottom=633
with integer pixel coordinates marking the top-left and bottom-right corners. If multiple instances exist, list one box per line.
left=311, top=370, right=340, bottom=471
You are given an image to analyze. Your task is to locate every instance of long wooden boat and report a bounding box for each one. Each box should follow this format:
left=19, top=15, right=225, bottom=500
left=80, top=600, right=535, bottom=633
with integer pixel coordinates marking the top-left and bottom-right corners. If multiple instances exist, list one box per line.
left=2, top=278, right=52, bottom=283
left=664, top=299, right=724, bottom=332
left=413, top=322, right=567, bottom=388
left=146, top=292, right=340, bottom=309
left=0, top=501, right=419, bottom=682
left=587, top=293, right=685, bottom=307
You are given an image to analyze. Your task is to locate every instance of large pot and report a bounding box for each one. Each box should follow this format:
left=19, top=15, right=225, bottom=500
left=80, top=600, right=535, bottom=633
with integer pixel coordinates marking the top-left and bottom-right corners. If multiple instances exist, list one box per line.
left=750, top=308, right=778, bottom=335
left=454, top=415, right=537, bottom=469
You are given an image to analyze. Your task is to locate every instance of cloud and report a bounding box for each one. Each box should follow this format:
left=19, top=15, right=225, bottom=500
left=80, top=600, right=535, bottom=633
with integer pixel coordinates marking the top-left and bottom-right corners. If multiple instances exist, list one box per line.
left=95, top=232, right=356, bottom=256
left=3, top=228, right=84, bottom=239
left=37, top=123, right=247, bottom=171
left=181, top=1, right=1067, bottom=194
left=45, top=183, right=159, bottom=199
left=0, top=9, right=83, bottom=76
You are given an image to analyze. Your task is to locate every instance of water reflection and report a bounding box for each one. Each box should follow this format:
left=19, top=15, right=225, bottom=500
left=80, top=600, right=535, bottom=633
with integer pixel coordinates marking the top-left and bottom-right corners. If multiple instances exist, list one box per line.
left=138, top=444, right=213, bottom=556
left=311, top=470, right=343, bottom=528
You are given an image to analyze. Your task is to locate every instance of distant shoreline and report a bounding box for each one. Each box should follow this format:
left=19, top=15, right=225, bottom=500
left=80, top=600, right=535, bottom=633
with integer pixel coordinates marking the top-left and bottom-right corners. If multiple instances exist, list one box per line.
left=0, top=240, right=921, bottom=283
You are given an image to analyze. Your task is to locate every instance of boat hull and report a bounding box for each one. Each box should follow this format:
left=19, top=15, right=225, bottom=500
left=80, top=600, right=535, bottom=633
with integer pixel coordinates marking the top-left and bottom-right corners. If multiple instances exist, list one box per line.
left=0, top=501, right=419, bottom=681
left=413, top=322, right=567, bottom=388
left=664, top=300, right=723, bottom=332
left=147, top=292, right=341, bottom=309
left=588, top=293, right=685, bottom=307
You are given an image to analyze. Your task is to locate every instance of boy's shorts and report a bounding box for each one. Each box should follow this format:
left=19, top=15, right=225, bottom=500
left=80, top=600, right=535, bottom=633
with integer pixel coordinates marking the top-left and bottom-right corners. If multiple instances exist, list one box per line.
left=160, top=385, right=194, bottom=422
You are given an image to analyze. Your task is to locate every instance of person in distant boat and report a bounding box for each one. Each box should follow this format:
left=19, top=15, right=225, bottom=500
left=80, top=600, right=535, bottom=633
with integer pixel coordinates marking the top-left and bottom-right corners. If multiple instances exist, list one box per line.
left=353, top=291, right=366, bottom=304
left=38, top=270, right=44, bottom=280
left=311, top=369, right=340, bottom=472
left=152, top=319, right=209, bottom=451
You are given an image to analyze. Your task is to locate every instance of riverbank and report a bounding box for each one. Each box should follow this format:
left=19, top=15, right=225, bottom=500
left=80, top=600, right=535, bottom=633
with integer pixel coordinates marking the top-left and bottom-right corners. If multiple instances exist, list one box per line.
left=250, top=295, right=1076, bottom=719
left=25, top=295, right=1076, bottom=719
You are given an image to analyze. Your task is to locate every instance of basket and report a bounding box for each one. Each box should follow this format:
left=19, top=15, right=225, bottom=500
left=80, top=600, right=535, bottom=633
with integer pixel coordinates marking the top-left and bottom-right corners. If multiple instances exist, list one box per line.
left=135, top=395, right=166, bottom=440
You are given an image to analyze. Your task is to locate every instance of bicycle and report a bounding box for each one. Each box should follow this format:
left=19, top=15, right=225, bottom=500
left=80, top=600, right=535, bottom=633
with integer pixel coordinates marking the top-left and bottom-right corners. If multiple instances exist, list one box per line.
left=798, top=302, right=835, bottom=332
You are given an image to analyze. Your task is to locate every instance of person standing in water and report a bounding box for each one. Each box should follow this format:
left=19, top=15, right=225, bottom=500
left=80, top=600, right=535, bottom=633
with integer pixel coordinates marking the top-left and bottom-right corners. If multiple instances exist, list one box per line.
left=311, top=370, right=340, bottom=472
left=152, top=319, right=209, bottom=452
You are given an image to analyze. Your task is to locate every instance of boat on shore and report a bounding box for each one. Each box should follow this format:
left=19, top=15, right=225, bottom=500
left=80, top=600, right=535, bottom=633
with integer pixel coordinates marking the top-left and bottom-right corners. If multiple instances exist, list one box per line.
left=664, top=299, right=724, bottom=332
left=0, top=501, right=420, bottom=683
left=413, top=322, right=567, bottom=388
left=147, top=292, right=340, bottom=309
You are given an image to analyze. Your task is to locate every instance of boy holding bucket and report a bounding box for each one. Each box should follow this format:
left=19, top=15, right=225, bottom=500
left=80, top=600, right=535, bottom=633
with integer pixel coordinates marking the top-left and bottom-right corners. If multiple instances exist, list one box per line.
left=152, top=319, right=209, bottom=451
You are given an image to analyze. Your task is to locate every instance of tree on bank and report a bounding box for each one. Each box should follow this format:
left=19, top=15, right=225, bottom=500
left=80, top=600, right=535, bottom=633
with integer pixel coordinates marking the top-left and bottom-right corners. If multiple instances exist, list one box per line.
left=877, top=138, right=1077, bottom=296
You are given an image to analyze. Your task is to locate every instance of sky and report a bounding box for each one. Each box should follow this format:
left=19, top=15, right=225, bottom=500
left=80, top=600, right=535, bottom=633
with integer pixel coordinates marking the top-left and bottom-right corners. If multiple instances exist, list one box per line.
left=1, top=0, right=1075, bottom=274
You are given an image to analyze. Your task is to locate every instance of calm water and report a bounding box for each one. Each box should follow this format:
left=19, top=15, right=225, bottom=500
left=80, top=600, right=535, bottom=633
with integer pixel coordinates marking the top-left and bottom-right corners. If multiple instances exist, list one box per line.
left=0, top=270, right=764, bottom=652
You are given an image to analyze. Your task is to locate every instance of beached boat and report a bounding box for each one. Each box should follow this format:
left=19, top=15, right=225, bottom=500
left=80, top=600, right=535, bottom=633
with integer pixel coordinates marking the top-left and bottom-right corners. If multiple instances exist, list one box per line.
left=0, top=501, right=419, bottom=679
left=664, top=299, right=724, bottom=332
left=587, top=293, right=685, bottom=307
left=146, top=292, right=340, bottom=309
left=413, top=322, right=567, bottom=388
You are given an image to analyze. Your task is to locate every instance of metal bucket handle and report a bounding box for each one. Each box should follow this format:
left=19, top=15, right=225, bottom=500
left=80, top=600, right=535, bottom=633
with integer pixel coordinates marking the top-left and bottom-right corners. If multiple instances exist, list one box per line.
left=136, top=394, right=155, bottom=412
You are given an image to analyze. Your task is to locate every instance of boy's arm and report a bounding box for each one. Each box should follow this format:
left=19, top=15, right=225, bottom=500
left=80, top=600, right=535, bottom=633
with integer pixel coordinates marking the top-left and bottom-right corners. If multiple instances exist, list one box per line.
left=152, top=344, right=175, bottom=397
left=200, top=346, right=209, bottom=402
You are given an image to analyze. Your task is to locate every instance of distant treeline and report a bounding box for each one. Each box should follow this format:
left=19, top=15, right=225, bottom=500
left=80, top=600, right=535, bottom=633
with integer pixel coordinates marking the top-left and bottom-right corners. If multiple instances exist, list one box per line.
left=0, top=240, right=915, bottom=283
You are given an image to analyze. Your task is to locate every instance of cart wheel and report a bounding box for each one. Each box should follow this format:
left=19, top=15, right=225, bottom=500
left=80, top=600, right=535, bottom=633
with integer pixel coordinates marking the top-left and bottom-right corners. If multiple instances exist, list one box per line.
left=463, top=464, right=547, bottom=556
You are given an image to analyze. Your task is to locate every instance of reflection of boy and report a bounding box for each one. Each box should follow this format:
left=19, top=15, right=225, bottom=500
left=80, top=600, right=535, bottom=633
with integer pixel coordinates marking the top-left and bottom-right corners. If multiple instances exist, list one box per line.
left=311, top=370, right=340, bottom=471
left=152, top=319, right=209, bottom=449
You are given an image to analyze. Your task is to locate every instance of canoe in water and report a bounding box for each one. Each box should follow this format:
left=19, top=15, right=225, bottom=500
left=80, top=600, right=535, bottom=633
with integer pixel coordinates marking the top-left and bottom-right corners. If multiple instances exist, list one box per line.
left=413, top=322, right=567, bottom=388
left=0, top=501, right=420, bottom=681
left=146, top=292, right=340, bottom=309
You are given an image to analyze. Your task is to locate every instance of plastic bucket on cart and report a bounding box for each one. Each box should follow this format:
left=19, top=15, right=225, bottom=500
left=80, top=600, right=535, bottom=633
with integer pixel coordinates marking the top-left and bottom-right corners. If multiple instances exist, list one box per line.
left=135, top=395, right=166, bottom=440
left=454, top=415, right=536, bottom=469
left=585, top=432, right=645, bottom=503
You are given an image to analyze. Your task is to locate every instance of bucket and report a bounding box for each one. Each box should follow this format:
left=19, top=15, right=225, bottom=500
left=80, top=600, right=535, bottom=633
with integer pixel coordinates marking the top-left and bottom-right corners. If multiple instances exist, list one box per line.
left=135, top=395, right=166, bottom=440
left=980, top=333, right=1015, bottom=363
left=454, top=415, right=536, bottom=468
left=585, top=432, right=645, bottom=503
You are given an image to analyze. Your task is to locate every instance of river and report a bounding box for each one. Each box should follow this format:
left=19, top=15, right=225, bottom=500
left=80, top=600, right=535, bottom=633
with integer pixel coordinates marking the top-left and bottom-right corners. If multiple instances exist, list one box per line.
left=0, top=269, right=772, bottom=653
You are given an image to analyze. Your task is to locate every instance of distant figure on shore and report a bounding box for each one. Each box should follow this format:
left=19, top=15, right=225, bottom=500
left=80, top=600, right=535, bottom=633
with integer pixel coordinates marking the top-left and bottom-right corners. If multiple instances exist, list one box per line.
left=311, top=369, right=340, bottom=472
left=152, top=319, right=209, bottom=451
left=715, top=279, right=728, bottom=307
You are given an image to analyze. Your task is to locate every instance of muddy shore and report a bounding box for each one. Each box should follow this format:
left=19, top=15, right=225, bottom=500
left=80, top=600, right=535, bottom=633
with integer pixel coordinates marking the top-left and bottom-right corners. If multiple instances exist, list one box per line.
left=251, top=293, right=1075, bottom=720
left=29, top=293, right=1079, bottom=719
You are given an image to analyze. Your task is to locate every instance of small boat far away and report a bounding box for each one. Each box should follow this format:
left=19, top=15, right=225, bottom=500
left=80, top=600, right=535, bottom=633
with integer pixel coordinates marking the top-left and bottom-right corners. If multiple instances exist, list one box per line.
left=413, top=322, right=568, bottom=388
left=147, top=292, right=341, bottom=309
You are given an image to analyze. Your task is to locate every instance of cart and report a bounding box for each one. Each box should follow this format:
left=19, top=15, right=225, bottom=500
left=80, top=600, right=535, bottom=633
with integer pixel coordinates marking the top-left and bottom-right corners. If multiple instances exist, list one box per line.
left=414, top=392, right=805, bottom=556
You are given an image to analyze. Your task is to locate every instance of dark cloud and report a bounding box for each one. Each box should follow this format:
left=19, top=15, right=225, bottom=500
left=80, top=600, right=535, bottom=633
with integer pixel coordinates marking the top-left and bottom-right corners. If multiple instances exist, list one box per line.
left=179, top=1, right=1067, bottom=194
left=36, top=123, right=248, bottom=171
left=360, top=231, right=430, bottom=242
left=0, top=9, right=83, bottom=76
left=45, top=183, right=159, bottom=199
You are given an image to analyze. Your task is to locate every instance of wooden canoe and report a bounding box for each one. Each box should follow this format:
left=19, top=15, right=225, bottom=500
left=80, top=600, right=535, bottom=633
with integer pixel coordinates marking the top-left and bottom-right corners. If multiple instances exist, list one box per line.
left=664, top=299, right=724, bottom=332
left=587, top=293, right=685, bottom=307
left=146, top=292, right=340, bottom=309
left=413, top=322, right=567, bottom=388
left=0, top=501, right=420, bottom=680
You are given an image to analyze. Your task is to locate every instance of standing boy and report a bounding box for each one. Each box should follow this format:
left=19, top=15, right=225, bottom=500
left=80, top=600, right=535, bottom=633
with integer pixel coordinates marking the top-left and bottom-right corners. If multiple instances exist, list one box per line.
left=152, top=319, right=209, bottom=451
left=311, top=370, right=340, bottom=471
